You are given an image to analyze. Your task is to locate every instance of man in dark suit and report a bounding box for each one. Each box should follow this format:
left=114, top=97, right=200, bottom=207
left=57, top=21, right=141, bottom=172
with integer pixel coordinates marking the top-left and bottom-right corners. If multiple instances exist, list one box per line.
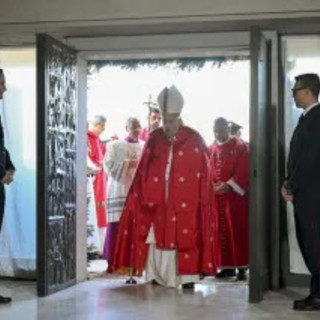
left=0, top=69, right=15, bottom=304
left=282, top=73, right=320, bottom=311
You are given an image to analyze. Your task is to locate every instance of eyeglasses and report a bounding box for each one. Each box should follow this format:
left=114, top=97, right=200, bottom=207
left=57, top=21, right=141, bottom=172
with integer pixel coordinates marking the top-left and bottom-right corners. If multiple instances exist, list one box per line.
left=291, top=87, right=307, bottom=95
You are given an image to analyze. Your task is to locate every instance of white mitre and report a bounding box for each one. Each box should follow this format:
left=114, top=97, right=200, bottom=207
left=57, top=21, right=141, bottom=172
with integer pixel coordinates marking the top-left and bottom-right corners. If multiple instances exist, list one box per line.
left=157, top=85, right=184, bottom=116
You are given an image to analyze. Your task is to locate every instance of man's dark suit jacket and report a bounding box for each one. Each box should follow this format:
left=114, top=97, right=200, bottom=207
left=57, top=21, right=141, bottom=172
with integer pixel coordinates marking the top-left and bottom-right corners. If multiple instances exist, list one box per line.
left=287, top=104, right=320, bottom=193
left=0, top=117, right=14, bottom=180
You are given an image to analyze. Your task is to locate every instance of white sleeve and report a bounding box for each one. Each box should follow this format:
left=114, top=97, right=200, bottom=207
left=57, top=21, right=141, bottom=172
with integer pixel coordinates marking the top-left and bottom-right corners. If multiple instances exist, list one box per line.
left=227, top=178, right=246, bottom=196
left=87, top=156, right=98, bottom=170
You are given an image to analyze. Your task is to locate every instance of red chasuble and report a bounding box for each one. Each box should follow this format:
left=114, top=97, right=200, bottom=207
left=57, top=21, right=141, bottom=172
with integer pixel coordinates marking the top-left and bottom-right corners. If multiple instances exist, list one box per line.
left=87, top=130, right=107, bottom=228
left=210, top=137, right=249, bottom=268
left=110, top=126, right=216, bottom=277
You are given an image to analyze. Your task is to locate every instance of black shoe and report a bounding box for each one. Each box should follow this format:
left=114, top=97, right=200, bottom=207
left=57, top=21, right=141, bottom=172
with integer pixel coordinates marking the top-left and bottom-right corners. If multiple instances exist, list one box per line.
left=293, top=295, right=313, bottom=309
left=0, top=295, right=12, bottom=304
left=293, top=295, right=320, bottom=311
left=237, top=269, right=247, bottom=281
left=216, top=269, right=236, bottom=278
left=182, top=283, right=195, bottom=290
left=125, top=277, right=137, bottom=285
left=151, top=280, right=161, bottom=286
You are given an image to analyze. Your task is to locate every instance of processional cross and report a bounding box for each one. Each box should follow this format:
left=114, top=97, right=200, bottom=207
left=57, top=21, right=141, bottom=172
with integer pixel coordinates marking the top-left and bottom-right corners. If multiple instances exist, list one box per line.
left=143, top=94, right=158, bottom=131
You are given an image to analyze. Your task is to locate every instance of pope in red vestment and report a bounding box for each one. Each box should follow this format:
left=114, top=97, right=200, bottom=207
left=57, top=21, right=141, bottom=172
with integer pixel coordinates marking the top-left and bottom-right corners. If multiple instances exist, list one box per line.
left=110, top=86, right=216, bottom=288
left=210, top=118, right=249, bottom=280
left=87, top=117, right=108, bottom=228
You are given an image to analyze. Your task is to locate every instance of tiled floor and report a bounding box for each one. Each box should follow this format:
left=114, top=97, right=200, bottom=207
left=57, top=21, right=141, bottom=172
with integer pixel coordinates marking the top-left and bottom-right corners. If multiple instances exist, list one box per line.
left=0, top=277, right=318, bottom=320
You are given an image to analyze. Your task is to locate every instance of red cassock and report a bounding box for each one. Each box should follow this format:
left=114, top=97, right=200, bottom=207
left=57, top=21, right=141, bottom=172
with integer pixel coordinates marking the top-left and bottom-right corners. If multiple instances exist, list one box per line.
left=87, top=131, right=107, bottom=228
left=210, top=137, right=249, bottom=268
left=110, top=126, right=217, bottom=277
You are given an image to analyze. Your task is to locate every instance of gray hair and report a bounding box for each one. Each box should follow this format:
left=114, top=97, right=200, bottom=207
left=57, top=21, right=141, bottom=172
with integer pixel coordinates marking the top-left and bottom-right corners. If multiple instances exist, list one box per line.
left=214, top=117, right=229, bottom=128
left=89, top=114, right=107, bottom=125
left=126, top=117, right=140, bottom=127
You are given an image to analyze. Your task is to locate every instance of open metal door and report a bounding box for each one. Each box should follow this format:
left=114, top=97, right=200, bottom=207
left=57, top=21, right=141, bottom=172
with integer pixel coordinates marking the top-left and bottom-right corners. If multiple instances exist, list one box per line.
left=249, top=27, right=272, bottom=303
left=37, top=34, right=79, bottom=297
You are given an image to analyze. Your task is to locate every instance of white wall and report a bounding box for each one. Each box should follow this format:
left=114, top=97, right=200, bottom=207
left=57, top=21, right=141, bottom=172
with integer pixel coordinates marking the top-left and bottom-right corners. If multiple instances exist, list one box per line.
left=0, top=49, right=36, bottom=278
left=0, top=0, right=320, bottom=23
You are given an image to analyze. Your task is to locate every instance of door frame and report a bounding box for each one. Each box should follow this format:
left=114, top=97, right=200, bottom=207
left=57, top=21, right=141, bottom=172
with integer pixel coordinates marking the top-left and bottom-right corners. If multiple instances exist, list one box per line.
left=73, top=30, right=281, bottom=301
left=34, top=28, right=278, bottom=298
